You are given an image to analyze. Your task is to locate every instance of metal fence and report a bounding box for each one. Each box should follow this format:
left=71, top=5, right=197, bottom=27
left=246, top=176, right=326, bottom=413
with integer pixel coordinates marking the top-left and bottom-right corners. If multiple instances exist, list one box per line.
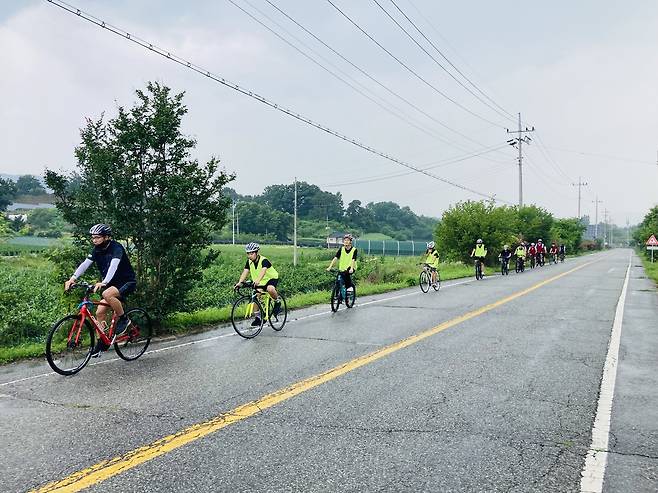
left=353, top=239, right=430, bottom=257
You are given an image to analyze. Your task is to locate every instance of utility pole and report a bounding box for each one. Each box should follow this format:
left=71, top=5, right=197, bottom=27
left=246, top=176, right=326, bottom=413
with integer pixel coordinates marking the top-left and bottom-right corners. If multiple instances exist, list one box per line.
left=626, top=218, right=630, bottom=247
left=591, top=196, right=602, bottom=239
left=572, top=176, right=588, bottom=219
left=603, top=209, right=609, bottom=246
left=610, top=215, right=614, bottom=246
left=236, top=210, right=239, bottom=241
left=293, top=178, right=298, bottom=267
left=232, top=200, right=236, bottom=245
left=506, top=113, right=534, bottom=207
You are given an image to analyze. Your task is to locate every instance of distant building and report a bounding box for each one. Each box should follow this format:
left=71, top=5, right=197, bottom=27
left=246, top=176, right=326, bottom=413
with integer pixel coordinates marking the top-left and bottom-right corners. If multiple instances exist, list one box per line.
left=326, top=231, right=353, bottom=248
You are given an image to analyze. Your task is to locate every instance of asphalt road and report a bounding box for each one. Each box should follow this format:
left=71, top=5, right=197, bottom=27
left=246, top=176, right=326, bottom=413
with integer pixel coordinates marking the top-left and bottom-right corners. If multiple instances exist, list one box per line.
left=1, top=249, right=656, bottom=492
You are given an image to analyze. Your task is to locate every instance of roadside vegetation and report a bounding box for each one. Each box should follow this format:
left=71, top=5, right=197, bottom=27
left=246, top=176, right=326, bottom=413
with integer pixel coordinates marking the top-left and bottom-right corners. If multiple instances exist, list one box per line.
left=0, top=81, right=603, bottom=365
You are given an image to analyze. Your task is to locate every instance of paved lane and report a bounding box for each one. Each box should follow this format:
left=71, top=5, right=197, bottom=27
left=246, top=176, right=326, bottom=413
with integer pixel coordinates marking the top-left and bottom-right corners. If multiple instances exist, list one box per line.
left=1, top=249, right=656, bottom=492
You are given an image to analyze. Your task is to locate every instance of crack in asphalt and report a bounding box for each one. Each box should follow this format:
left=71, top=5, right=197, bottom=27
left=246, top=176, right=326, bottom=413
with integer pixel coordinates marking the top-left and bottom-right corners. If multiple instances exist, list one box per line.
left=2, top=392, right=184, bottom=420
left=262, top=333, right=381, bottom=347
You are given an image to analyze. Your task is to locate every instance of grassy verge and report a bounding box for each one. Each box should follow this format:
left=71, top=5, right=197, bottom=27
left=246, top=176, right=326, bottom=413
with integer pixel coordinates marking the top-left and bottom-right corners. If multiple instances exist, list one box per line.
left=166, top=262, right=472, bottom=332
left=637, top=252, right=658, bottom=286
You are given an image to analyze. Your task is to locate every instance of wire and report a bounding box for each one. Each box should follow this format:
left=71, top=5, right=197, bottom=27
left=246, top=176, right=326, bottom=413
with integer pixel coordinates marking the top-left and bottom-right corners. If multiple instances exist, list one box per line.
left=231, top=0, right=462, bottom=148
left=326, top=0, right=507, bottom=129
left=45, top=0, right=512, bottom=204
left=322, top=143, right=510, bottom=188
left=372, top=0, right=515, bottom=125
left=264, top=0, right=498, bottom=155
left=541, top=146, right=655, bottom=166
left=389, top=0, right=515, bottom=121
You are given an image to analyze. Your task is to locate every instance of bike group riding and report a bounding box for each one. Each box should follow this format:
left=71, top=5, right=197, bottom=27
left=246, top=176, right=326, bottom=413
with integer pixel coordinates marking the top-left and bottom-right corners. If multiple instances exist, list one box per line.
left=45, top=226, right=567, bottom=375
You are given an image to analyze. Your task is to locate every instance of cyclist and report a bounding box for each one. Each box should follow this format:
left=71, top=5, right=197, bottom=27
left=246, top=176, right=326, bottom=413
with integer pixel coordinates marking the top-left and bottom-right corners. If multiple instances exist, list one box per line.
left=559, top=243, right=566, bottom=261
left=536, top=239, right=547, bottom=266
left=514, top=243, right=526, bottom=271
left=549, top=242, right=559, bottom=263
left=528, top=242, right=537, bottom=268
left=423, top=241, right=440, bottom=288
left=326, top=233, right=358, bottom=296
left=64, top=224, right=136, bottom=356
left=470, top=238, right=487, bottom=276
left=498, top=244, right=512, bottom=272
left=234, top=242, right=282, bottom=327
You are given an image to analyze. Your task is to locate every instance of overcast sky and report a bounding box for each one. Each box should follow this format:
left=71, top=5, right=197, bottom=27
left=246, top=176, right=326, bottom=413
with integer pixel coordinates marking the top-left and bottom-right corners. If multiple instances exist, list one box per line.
left=1, top=0, right=657, bottom=225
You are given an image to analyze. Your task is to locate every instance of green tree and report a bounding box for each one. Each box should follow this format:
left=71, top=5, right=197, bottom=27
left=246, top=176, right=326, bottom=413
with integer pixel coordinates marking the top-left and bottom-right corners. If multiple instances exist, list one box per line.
left=550, top=218, right=586, bottom=253
left=235, top=201, right=292, bottom=241
left=516, top=205, right=554, bottom=243
left=633, top=206, right=658, bottom=256
left=45, top=82, right=233, bottom=320
left=0, top=178, right=17, bottom=211
left=435, top=200, right=518, bottom=264
left=0, top=215, right=12, bottom=240
left=26, top=208, right=67, bottom=237
left=16, top=175, right=46, bottom=196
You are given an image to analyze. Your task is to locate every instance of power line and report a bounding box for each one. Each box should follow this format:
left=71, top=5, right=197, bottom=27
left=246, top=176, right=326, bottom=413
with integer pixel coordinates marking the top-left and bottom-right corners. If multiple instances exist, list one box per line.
left=326, top=0, right=507, bottom=129
left=322, top=143, right=509, bottom=187
left=542, top=146, right=655, bottom=166
left=45, top=0, right=511, bottom=204
left=373, top=0, right=515, bottom=125
left=230, top=0, right=462, bottom=148
left=264, top=0, right=499, bottom=155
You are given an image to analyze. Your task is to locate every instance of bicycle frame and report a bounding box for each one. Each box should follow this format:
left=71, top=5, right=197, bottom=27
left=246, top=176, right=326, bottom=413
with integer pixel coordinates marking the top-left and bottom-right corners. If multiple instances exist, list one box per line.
left=240, top=286, right=272, bottom=320
left=70, top=290, right=130, bottom=347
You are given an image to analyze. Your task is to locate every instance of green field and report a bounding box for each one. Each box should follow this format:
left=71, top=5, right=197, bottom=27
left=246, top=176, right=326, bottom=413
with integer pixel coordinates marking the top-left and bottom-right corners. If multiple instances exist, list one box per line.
left=0, top=244, right=472, bottom=364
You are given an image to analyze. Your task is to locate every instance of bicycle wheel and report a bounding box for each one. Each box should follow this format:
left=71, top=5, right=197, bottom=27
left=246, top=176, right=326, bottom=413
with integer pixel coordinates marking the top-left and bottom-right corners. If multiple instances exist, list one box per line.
left=432, top=271, right=441, bottom=291
left=419, top=270, right=430, bottom=293
left=46, top=315, right=94, bottom=376
left=475, top=263, right=483, bottom=280
left=114, top=308, right=152, bottom=361
left=231, top=296, right=264, bottom=338
left=345, top=285, right=356, bottom=308
left=268, top=294, right=287, bottom=331
left=330, top=284, right=341, bottom=312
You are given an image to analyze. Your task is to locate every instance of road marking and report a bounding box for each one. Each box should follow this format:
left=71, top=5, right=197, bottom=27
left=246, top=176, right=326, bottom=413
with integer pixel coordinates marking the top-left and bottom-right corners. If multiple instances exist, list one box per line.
left=580, top=252, right=631, bottom=493
left=0, top=278, right=473, bottom=388
left=32, top=259, right=598, bottom=493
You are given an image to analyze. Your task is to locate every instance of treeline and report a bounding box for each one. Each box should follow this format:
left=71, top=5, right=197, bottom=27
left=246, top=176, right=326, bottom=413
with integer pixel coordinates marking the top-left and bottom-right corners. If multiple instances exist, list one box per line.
left=436, top=200, right=587, bottom=264
left=223, top=183, right=437, bottom=241
left=633, top=205, right=658, bottom=253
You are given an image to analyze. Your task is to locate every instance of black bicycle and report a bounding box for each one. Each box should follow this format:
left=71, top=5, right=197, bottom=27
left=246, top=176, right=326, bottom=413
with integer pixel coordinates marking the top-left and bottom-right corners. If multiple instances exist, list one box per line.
left=231, top=281, right=287, bottom=339
left=537, top=252, right=545, bottom=267
left=474, top=258, right=484, bottom=280
left=559, top=252, right=565, bottom=263
left=329, top=270, right=356, bottom=312
left=418, top=263, right=441, bottom=293
left=515, top=256, right=525, bottom=273
left=500, top=257, right=510, bottom=276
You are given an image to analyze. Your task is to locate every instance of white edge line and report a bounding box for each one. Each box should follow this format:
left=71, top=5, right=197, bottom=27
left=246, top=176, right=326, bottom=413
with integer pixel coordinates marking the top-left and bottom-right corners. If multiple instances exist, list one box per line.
left=580, top=251, right=632, bottom=493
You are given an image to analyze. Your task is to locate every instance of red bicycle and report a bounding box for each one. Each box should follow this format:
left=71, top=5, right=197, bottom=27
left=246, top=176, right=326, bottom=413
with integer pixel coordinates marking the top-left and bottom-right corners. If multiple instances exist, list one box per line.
left=45, top=282, right=152, bottom=376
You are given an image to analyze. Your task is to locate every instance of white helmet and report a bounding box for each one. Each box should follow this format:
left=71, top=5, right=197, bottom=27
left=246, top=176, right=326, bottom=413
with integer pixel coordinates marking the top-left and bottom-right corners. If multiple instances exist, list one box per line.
left=427, top=241, right=435, bottom=248
left=89, top=223, right=112, bottom=236
left=244, top=242, right=260, bottom=253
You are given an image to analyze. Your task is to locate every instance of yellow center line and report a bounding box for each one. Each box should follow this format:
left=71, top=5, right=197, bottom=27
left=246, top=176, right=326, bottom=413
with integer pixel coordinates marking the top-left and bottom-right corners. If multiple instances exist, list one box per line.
left=33, top=259, right=597, bottom=493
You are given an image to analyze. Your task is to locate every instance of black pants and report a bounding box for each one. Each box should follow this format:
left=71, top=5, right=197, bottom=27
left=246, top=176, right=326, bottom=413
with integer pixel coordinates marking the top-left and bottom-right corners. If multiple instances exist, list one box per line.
left=340, top=270, right=354, bottom=289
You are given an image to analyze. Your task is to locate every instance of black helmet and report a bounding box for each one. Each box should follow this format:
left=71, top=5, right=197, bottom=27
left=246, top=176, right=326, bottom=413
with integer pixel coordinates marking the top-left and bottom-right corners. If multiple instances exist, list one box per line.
left=89, top=224, right=112, bottom=236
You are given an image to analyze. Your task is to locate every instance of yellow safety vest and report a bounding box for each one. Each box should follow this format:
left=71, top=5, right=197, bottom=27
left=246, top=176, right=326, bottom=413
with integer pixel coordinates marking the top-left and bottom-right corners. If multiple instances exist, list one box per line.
left=338, top=246, right=357, bottom=272
left=515, top=246, right=526, bottom=258
left=248, top=255, right=279, bottom=283
left=474, top=244, right=487, bottom=257
left=425, top=249, right=439, bottom=267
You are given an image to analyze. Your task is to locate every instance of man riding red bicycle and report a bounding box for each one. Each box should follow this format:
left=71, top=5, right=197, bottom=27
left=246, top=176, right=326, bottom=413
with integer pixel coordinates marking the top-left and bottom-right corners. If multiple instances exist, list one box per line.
left=65, top=224, right=136, bottom=356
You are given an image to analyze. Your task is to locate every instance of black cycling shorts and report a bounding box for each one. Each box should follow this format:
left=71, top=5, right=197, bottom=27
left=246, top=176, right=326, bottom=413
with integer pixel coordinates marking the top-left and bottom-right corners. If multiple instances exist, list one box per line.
left=109, top=281, right=137, bottom=300
left=263, top=279, right=279, bottom=288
